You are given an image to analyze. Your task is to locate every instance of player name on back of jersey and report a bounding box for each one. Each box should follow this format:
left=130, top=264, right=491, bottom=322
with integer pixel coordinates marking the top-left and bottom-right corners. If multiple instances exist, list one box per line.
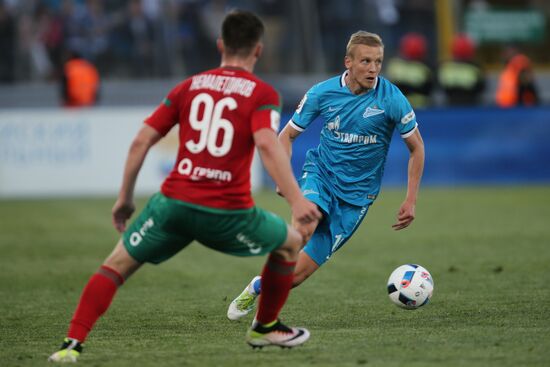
left=189, top=74, right=256, bottom=97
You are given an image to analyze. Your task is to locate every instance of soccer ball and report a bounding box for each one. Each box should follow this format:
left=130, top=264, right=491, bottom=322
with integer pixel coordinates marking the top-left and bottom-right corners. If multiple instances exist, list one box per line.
left=387, top=264, right=434, bottom=309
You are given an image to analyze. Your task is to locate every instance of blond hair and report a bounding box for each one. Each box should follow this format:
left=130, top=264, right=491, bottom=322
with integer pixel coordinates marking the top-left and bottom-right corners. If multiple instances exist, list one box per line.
left=346, top=31, right=384, bottom=56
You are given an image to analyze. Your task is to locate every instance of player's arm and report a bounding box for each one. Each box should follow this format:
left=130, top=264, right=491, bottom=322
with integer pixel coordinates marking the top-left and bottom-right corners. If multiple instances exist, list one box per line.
left=254, top=128, right=321, bottom=235
left=279, top=86, right=318, bottom=160
left=112, top=125, right=162, bottom=232
left=278, top=122, right=302, bottom=159
left=393, top=128, right=425, bottom=230
left=275, top=123, right=303, bottom=196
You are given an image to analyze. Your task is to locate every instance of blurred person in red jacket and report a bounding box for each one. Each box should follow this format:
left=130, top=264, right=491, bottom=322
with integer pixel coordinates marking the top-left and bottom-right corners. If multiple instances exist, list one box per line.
left=438, top=34, right=485, bottom=106
left=61, top=50, right=100, bottom=107
left=386, top=32, right=434, bottom=108
left=496, top=48, right=539, bottom=108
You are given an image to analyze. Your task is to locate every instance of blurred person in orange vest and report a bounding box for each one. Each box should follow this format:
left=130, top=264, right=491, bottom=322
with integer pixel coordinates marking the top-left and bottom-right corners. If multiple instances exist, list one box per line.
left=495, top=48, right=539, bottom=108
left=438, top=34, right=485, bottom=106
left=386, top=32, right=434, bottom=108
left=61, top=50, right=100, bottom=107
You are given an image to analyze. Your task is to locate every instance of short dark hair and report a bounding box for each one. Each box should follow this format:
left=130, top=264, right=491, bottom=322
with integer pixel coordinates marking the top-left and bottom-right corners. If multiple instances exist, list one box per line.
left=221, top=10, right=264, bottom=57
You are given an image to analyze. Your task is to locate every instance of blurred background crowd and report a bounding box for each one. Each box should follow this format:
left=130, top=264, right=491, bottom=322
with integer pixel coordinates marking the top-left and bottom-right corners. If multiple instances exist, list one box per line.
left=0, top=0, right=549, bottom=109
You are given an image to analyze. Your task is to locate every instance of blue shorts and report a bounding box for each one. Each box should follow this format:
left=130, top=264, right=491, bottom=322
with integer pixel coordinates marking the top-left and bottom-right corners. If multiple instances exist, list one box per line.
left=299, top=171, right=371, bottom=266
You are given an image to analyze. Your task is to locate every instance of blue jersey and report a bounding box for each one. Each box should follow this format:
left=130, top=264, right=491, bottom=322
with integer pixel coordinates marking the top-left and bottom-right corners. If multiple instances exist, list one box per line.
left=290, top=72, right=418, bottom=207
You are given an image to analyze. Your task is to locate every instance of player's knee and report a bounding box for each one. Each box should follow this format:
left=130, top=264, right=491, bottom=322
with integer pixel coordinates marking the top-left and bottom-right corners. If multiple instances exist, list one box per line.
left=272, top=227, right=302, bottom=261
left=103, top=240, right=142, bottom=279
left=294, top=220, right=319, bottom=246
left=302, top=232, right=313, bottom=245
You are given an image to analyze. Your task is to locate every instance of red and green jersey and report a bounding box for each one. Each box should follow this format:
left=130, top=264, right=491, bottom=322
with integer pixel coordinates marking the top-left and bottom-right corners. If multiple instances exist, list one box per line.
left=145, top=67, right=281, bottom=209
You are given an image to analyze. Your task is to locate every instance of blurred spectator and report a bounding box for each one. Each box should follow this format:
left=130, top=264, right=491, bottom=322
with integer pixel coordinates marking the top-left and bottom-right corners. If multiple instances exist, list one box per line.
left=176, top=1, right=204, bottom=75
left=318, top=0, right=364, bottom=72
left=196, top=0, right=229, bottom=72
left=385, top=32, right=434, bottom=108
left=496, top=48, right=539, bottom=107
left=35, top=3, right=64, bottom=79
left=438, top=34, right=485, bottom=106
left=16, top=5, right=56, bottom=81
left=394, top=0, right=435, bottom=60
left=0, top=0, right=16, bottom=83
left=254, top=0, right=285, bottom=73
left=118, top=0, right=155, bottom=77
left=146, top=0, right=173, bottom=77
left=61, top=49, right=99, bottom=107
left=63, top=0, right=111, bottom=74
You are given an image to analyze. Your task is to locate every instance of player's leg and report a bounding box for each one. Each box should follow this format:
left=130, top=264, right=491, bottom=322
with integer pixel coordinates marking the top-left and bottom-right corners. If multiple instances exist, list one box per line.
left=49, top=193, right=192, bottom=362
left=228, top=207, right=325, bottom=321
left=68, top=241, right=142, bottom=339
left=246, top=224, right=311, bottom=348
left=288, top=170, right=328, bottom=286
left=291, top=250, right=320, bottom=287
left=195, top=203, right=312, bottom=348
left=253, top=223, right=301, bottom=322
left=228, top=199, right=370, bottom=321
left=227, top=231, right=323, bottom=321
left=48, top=240, right=142, bottom=362
left=103, top=239, right=143, bottom=278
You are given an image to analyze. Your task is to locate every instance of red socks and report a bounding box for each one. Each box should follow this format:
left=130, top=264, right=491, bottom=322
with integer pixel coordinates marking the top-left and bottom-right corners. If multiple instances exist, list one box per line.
left=255, top=254, right=296, bottom=325
left=67, top=265, right=124, bottom=342
left=67, top=257, right=295, bottom=340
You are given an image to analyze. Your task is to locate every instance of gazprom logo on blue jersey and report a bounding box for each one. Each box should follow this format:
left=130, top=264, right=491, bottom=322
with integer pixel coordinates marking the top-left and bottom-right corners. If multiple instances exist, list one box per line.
left=327, top=115, right=377, bottom=145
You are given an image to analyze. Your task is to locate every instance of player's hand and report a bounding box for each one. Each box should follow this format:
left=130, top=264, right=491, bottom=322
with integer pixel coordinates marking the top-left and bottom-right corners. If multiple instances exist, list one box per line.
left=112, top=199, right=136, bottom=233
left=291, top=198, right=322, bottom=243
left=392, top=201, right=415, bottom=230
left=292, top=198, right=322, bottom=224
left=294, top=220, right=318, bottom=245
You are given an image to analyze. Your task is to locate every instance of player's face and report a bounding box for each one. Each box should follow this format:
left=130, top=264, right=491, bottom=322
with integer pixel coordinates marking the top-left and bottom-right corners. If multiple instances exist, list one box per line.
left=345, top=44, right=383, bottom=93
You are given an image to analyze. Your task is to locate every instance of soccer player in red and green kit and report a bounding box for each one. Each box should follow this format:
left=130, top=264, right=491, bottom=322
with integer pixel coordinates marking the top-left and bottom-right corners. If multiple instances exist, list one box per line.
left=49, top=10, right=321, bottom=362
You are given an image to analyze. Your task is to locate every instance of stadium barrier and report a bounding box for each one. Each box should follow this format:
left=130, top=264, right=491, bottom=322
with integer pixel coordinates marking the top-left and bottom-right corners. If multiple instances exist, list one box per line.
left=0, top=108, right=263, bottom=198
left=279, top=106, right=550, bottom=187
left=1, top=106, right=549, bottom=198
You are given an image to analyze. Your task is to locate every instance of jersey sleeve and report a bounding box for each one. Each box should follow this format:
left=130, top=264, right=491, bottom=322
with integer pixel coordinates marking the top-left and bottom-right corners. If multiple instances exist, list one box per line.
left=387, top=88, right=418, bottom=139
left=145, top=81, right=187, bottom=136
left=251, top=84, right=282, bottom=133
left=289, top=85, right=321, bottom=132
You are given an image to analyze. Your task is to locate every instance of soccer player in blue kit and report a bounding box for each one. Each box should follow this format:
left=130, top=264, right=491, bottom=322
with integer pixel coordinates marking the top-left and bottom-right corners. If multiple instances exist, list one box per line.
left=227, top=31, right=425, bottom=320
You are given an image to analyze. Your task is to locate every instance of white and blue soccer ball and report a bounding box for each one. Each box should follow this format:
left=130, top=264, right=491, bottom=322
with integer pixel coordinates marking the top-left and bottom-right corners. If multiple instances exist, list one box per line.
left=387, top=264, right=434, bottom=309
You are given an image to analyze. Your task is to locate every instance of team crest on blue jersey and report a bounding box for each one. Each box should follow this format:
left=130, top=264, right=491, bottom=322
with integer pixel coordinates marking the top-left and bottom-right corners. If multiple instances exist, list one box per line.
left=363, top=106, right=385, bottom=119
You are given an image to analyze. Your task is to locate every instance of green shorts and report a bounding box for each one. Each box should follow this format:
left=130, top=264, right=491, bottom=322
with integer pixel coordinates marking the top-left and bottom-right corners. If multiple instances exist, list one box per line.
left=122, top=192, right=288, bottom=264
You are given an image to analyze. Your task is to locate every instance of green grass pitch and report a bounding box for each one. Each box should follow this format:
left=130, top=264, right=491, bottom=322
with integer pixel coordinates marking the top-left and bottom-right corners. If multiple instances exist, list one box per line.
left=1, top=186, right=549, bottom=366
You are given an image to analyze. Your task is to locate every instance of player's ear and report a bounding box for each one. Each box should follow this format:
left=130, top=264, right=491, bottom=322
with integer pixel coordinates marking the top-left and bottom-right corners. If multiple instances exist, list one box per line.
left=344, top=55, right=352, bottom=69
left=217, top=38, right=224, bottom=54
left=253, top=42, right=263, bottom=59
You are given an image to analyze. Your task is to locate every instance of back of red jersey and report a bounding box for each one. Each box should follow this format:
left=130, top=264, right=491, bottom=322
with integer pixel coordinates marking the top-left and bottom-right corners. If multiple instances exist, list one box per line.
left=145, top=67, right=281, bottom=209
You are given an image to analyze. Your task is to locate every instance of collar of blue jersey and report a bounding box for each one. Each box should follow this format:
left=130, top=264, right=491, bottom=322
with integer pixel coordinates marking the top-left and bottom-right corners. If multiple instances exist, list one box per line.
left=340, top=70, right=378, bottom=91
